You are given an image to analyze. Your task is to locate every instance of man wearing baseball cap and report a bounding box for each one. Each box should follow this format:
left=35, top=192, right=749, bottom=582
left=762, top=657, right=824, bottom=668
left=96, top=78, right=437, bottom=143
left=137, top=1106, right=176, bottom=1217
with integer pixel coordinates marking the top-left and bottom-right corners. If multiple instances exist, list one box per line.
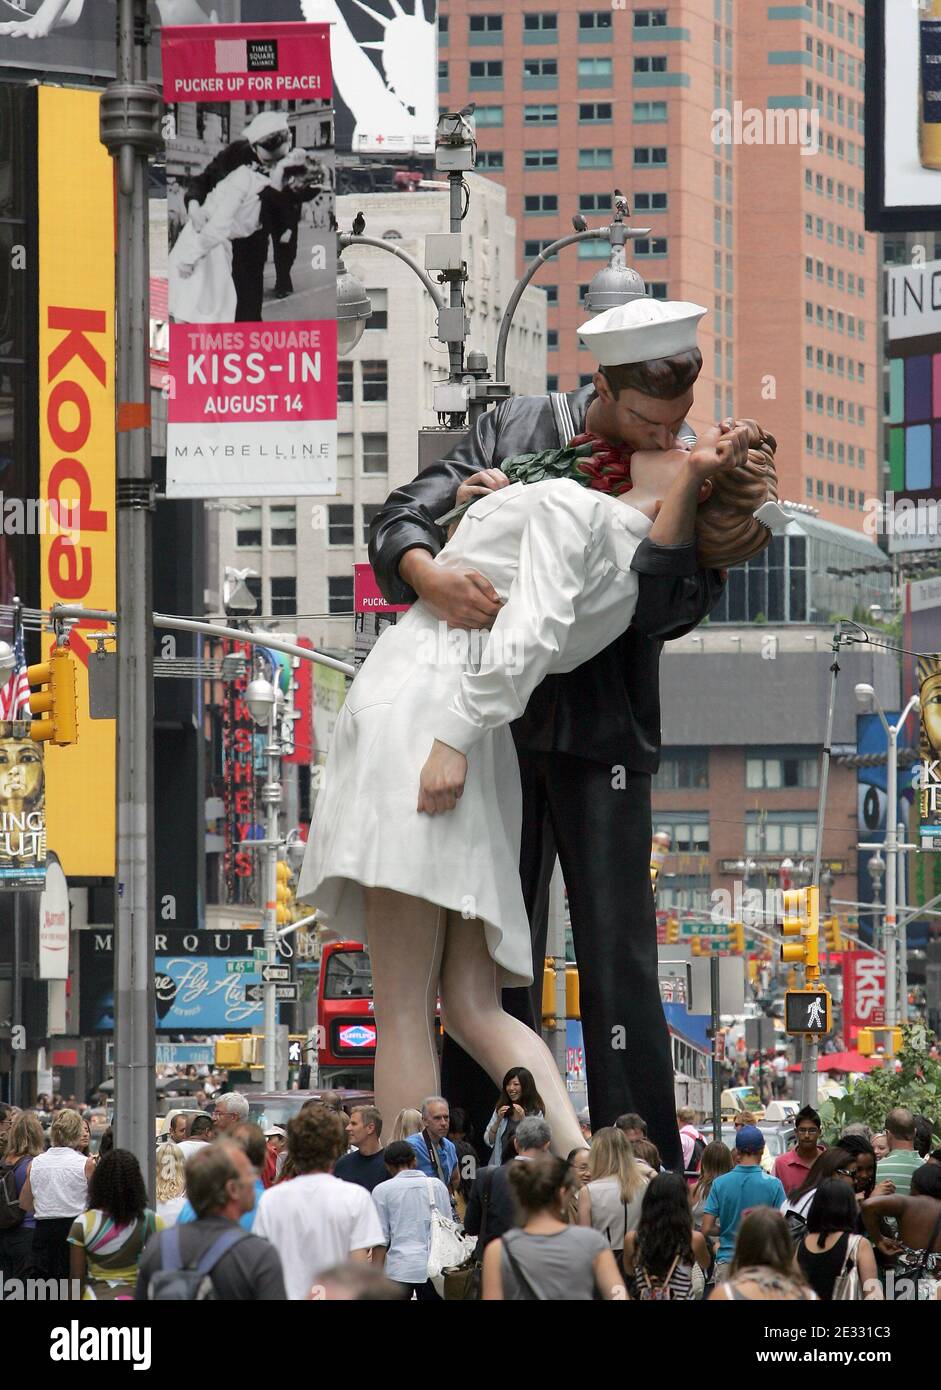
left=369, top=292, right=758, bottom=1172
left=700, top=1125, right=786, bottom=1282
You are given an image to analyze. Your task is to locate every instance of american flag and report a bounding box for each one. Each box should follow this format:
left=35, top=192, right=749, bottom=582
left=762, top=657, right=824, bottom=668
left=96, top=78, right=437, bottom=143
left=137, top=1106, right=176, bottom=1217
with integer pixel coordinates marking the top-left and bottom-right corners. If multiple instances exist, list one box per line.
left=0, top=626, right=31, bottom=722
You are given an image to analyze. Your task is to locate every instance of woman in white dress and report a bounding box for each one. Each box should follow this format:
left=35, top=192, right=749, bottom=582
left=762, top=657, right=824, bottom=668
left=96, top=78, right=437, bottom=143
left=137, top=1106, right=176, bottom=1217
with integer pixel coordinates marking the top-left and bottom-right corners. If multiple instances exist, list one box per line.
left=299, top=423, right=776, bottom=1155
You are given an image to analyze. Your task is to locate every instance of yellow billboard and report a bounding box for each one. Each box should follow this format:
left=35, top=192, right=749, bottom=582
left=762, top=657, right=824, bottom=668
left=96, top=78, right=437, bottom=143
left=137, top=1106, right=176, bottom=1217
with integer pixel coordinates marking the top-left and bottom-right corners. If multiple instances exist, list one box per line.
left=38, top=86, right=116, bottom=876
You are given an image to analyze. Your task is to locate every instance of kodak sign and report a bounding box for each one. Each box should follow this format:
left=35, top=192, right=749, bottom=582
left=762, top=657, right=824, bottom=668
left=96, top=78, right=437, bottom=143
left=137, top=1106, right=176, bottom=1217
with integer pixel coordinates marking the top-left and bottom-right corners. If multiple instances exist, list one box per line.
left=38, top=87, right=116, bottom=876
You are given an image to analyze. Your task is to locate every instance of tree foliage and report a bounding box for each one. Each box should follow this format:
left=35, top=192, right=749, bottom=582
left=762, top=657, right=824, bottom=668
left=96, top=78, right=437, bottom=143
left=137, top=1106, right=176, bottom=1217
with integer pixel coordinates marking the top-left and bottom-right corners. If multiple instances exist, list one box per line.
left=820, top=1024, right=941, bottom=1142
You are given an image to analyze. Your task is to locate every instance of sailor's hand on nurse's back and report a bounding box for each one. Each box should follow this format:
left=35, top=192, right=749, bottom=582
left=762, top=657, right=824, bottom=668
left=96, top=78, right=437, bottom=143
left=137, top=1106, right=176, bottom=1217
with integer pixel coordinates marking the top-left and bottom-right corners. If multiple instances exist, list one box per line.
left=422, top=565, right=503, bottom=631
left=455, top=468, right=510, bottom=509
left=418, top=740, right=468, bottom=815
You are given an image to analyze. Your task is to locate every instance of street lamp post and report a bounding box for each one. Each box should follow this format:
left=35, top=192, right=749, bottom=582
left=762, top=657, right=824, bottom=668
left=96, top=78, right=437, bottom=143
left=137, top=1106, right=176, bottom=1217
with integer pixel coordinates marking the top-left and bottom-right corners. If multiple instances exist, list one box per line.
left=854, top=685, right=919, bottom=1037
left=245, top=677, right=280, bottom=1091
left=868, top=850, right=885, bottom=951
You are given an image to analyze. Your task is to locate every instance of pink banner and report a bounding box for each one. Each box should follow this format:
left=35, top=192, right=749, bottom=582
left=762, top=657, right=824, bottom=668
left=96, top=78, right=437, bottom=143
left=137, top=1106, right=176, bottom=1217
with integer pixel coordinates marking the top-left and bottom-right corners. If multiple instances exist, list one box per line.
left=354, top=564, right=410, bottom=614
left=162, top=23, right=332, bottom=104
left=162, top=20, right=337, bottom=498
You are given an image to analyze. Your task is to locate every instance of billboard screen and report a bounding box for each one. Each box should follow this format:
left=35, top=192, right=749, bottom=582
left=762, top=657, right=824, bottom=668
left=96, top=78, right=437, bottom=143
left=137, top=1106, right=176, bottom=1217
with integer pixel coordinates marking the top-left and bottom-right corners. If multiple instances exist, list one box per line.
left=866, top=0, right=941, bottom=231
left=881, top=258, right=941, bottom=553
left=241, top=0, right=436, bottom=157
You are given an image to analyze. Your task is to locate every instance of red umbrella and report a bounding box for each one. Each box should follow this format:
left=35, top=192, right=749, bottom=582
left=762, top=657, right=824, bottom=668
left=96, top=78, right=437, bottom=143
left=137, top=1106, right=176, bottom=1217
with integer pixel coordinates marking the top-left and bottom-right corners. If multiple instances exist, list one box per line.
left=787, top=1051, right=880, bottom=1074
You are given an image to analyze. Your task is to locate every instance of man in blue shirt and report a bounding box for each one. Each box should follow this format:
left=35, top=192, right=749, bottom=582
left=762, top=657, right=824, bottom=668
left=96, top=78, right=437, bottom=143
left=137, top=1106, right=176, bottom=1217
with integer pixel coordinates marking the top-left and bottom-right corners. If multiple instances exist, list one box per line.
left=406, top=1097, right=459, bottom=1191
left=177, top=1122, right=265, bottom=1231
left=700, top=1125, right=786, bottom=1283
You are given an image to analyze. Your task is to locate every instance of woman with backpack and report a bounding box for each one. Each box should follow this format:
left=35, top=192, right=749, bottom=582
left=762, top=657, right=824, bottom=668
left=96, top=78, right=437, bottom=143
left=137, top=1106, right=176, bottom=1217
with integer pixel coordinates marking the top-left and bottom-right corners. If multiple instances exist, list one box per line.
left=622, top=1173, right=710, bottom=1299
left=68, top=1149, right=163, bottom=1300
left=779, top=1146, right=856, bottom=1246
left=482, top=1153, right=623, bottom=1300
left=0, top=1112, right=44, bottom=1279
left=796, top=1178, right=881, bottom=1299
left=577, top=1126, right=650, bottom=1269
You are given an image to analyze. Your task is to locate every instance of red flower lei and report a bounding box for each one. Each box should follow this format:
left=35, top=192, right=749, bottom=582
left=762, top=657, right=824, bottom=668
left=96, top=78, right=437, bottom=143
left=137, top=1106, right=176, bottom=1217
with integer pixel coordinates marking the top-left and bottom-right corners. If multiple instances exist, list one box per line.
left=569, top=431, right=634, bottom=497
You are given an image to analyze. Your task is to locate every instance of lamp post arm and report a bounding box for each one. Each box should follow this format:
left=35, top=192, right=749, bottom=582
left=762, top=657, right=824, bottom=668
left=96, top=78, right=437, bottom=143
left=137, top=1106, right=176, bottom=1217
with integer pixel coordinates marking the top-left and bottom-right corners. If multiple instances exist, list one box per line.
left=338, top=232, right=446, bottom=310
left=495, top=224, right=651, bottom=382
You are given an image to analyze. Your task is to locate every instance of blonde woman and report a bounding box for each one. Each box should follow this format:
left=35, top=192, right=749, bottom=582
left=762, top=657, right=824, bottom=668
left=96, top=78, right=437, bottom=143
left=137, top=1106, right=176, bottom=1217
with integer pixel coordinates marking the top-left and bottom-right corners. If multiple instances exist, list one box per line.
left=155, top=1143, right=187, bottom=1227
left=19, top=1108, right=94, bottom=1280
left=577, top=1126, right=650, bottom=1267
left=0, top=1111, right=44, bottom=1279
left=389, top=1108, right=422, bottom=1144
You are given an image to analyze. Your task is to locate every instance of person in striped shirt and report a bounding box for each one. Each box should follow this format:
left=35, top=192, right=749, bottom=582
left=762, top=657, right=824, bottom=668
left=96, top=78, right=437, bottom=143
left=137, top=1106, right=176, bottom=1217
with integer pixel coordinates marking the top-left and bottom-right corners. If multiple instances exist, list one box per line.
left=876, top=1109, right=926, bottom=1197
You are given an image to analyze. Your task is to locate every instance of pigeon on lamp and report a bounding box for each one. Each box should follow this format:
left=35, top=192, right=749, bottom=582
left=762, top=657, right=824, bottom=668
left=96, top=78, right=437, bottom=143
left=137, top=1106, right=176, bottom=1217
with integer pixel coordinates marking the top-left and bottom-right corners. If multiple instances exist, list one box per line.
left=458, top=102, right=477, bottom=118
left=613, top=189, right=631, bottom=218
left=352, top=211, right=366, bottom=236
left=572, top=214, right=589, bottom=232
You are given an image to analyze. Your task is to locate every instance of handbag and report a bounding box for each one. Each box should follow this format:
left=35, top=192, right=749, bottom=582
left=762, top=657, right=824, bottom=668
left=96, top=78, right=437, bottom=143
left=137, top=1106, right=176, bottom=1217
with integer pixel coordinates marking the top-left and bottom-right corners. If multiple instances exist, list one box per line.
left=426, top=1178, right=474, bottom=1286
left=831, top=1234, right=863, bottom=1302
left=443, top=1168, right=492, bottom=1301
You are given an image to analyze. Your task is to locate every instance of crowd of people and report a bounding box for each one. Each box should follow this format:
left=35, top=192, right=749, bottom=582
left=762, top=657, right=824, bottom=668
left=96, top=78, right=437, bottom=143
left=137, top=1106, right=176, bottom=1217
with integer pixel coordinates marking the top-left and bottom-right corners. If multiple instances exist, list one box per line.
left=1, top=1083, right=940, bottom=1302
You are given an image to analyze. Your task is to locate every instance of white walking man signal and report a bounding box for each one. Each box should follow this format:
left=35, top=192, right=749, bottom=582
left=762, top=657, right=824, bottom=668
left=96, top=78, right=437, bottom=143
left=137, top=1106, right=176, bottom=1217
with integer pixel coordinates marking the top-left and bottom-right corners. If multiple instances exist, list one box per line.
left=807, top=997, right=825, bottom=1029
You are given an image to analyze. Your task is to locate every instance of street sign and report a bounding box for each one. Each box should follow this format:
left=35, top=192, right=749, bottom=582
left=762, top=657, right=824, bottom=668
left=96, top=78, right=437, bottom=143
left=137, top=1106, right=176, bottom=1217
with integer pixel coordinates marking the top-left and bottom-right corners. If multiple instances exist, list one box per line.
left=226, top=960, right=255, bottom=975
left=253, top=948, right=268, bottom=962
left=261, top=964, right=291, bottom=983
left=275, top=984, right=299, bottom=1003
left=105, top=1042, right=215, bottom=1067
left=680, top=921, right=727, bottom=938
left=785, top=988, right=832, bottom=1035
left=244, top=985, right=264, bottom=1003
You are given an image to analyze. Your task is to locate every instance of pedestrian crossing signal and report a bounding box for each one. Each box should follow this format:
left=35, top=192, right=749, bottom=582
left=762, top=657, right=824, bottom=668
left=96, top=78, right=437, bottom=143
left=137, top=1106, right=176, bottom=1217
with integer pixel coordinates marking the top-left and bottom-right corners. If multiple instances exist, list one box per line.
left=784, top=988, right=831, bottom=1035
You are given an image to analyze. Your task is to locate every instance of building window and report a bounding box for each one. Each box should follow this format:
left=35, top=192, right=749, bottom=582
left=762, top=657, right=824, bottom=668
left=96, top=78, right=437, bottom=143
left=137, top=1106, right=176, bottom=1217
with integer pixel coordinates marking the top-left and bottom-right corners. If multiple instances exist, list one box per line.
left=236, top=506, right=262, bottom=548
left=524, top=58, right=558, bottom=86
left=652, top=749, right=709, bottom=789
left=547, top=329, right=558, bottom=350
left=476, top=150, right=504, bottom=170
left=578, top=192, right=610, bottom=214
left=469, top=14, right=502, bottom=37
left=635, top=237, right=668, bottom=257
left=362, top=432, right=388, bottom=474
left=652, top=816, right=710, bottom=853
left=361, top=361, right=387, bottom=402
left=328, top=576, right=354, bottom=615
left=362, top=503, right=382, bottom=546
left=657, top=875, right=713, bottom=913
left=469, top=60, right=503, bottom=88
left=634, top=192, right=668, bottom=211
left=745, top=812, right=817, bottom=855
left=524, top=13, right=558, bottom=36
left=579, top=11, right=613, bottom=36
left=634, top=9, right=668, bottom=26
left=338, top=361, right=353, bottom=404
left=524, top=148, right=558, bottom=169
left=269, top=505, right=296, bottom=548
left=634, top=55, right=667, bottom=72
left=524, top=104, right=557, bottom=123
left=524, top=193, right=558, bottom=213
left=577, top=237, right=610, bottom=259
left=746, top=751, right=818, bottom=790
left=438, top=60, right=448, bottom=86
left=579, top=102, right=613, bottom=123
left=633, top=100, right=668, bottom=121
left=474, top=105, right=504, bottom=126
left=578, top=372, right=595, bottom=387
left=648, top=282, right=668, bottom=299
left=543, top=284, right=558, bottom=305
left=328, top=504, right=354, bottom=546
left=524, top=238, right=552, bottom=258
left=578, top=57, right=613, bottom=86
left=364, top=288, right=387, bottom=332
left=633, top=146, right=668, bottom=165
left=270, top=577, right=296, bottom=616
left=578, top=147, right=613, bottom=168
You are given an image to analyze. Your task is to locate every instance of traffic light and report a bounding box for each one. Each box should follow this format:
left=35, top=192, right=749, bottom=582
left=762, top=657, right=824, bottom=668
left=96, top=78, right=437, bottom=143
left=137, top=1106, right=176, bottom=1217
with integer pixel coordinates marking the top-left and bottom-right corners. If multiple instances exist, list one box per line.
left=824, top=916, right=842, bottom=952
left=780, top=885, right=819, bottom=979
left=27, top=644, right=78, bottom=745
left=542, top=958, right=556, bottom=1026
left=275, top=860, right=294, bottom=926
left=690, top=936, right=702, bottom=955
left=857, top=1026, right=902, bottom=1057
left=729, top=921, right=745, bottom=954
left=565, top=966, right=580, bottom=1020
left=666, top=918, right=680, bottom=945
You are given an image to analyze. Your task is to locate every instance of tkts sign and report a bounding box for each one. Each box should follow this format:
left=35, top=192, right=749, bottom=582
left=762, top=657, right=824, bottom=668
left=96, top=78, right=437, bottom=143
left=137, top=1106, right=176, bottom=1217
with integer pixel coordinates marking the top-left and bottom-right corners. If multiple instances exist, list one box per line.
left=843, top=952, right=886, bottom=1043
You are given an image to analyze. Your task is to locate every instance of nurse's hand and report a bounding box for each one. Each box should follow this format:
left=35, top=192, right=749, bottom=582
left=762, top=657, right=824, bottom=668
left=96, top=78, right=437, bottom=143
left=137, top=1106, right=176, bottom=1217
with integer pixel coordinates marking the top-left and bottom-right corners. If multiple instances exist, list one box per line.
left=418, top=740, right=468, bottom=814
